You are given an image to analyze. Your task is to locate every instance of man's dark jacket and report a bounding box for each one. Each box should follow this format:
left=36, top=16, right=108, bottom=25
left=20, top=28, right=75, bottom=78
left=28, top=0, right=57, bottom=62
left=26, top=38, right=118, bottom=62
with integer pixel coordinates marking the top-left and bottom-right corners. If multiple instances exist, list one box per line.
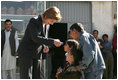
left=1, top=29, right=16, bottom=57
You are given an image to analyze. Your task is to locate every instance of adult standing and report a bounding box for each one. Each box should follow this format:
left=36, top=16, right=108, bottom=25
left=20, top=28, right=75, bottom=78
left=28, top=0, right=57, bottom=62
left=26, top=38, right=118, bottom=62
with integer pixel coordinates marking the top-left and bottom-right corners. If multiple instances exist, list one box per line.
left=1, top=19, right=19, bottom=79
left=69, top=23, right=106, bottom=79
left=93, top=30, right=103, bottom=49
left=17, top=6, right=62, bottom=79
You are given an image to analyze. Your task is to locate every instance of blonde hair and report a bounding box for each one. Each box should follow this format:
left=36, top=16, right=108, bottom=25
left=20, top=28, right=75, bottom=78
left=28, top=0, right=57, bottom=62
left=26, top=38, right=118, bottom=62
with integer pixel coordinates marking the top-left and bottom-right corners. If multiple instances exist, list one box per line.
left=42, top=6, right=62, bottom=22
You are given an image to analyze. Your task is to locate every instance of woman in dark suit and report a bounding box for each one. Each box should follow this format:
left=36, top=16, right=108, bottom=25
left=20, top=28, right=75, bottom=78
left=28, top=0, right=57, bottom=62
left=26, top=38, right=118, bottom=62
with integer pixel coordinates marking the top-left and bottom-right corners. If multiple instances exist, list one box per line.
left=18, top=6, right=62, bottom=79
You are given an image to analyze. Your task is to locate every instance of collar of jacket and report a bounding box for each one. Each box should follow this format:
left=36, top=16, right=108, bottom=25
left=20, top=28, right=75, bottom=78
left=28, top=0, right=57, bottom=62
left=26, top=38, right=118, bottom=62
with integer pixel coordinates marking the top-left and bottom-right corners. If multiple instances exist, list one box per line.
left=78, top=30, right=85, bottom=41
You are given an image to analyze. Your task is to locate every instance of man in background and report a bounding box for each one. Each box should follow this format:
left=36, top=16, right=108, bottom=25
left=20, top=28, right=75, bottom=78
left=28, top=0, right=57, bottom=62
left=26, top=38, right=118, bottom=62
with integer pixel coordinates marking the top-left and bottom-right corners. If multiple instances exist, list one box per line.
left=93, top=30, right=103, bottom=49
left=1, top=19, right=19, bottom=79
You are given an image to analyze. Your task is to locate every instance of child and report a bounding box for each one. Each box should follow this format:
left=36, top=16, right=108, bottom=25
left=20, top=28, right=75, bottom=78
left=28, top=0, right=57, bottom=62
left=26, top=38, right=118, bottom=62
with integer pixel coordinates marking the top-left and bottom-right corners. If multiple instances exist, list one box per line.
left=56, top=39, right=82, bottom=79
left=102, top=34, right=113, bottom=79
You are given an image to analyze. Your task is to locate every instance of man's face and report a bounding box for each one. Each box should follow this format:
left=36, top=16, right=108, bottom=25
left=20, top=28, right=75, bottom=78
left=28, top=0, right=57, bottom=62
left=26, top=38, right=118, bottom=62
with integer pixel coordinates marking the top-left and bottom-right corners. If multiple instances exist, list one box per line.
left=93, top=31, right=98, bottom=38
left=5, top=22, right=12, bottom=31
left=69, top=29, right=75, bottom=39
left=69, top=29, right=79, bottom=40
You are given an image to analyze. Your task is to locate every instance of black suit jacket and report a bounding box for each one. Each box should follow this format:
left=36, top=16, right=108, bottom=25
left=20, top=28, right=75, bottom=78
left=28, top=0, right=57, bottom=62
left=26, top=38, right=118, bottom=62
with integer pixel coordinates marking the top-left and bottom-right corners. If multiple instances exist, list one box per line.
left=17, top=15, right=54, bottom=57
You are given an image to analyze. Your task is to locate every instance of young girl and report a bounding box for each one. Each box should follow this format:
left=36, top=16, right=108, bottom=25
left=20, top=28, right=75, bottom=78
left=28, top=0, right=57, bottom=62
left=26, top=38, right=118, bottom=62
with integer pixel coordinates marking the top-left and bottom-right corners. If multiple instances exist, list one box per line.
left=56, top=39, right=82, bottom=79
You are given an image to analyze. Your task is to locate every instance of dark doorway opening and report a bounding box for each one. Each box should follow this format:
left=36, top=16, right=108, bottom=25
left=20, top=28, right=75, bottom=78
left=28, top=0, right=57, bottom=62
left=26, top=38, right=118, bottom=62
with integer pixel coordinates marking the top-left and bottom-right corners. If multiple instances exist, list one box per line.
left=49, top=23, right=67, bottom=42
left=48, top=23, right=67, bottom=78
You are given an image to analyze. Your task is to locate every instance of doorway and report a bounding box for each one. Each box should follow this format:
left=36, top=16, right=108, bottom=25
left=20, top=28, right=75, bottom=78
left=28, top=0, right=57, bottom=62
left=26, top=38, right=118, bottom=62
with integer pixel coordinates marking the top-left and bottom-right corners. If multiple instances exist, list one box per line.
left=48, top=23, right=67, bottom=78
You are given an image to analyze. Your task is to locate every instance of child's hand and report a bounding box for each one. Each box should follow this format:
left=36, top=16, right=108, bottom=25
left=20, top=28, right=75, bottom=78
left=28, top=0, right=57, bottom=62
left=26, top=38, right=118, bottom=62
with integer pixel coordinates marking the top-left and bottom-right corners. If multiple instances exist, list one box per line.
left=57, top=67, right=62, bottom=73
left=56, top=72, right=59, bottom=78
left=56, top=67, right=63, bottom=78
left=76, top=66, right=82, bottom=71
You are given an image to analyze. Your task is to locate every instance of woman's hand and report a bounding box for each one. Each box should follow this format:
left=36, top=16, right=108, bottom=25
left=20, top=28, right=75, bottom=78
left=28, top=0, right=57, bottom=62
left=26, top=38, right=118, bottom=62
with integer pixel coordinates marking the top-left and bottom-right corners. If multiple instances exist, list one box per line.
left=54, top=39, right=62, bottom=47
left=43, top=46, right=49, bottom=53
left=14, top=52, right=18, bottom=56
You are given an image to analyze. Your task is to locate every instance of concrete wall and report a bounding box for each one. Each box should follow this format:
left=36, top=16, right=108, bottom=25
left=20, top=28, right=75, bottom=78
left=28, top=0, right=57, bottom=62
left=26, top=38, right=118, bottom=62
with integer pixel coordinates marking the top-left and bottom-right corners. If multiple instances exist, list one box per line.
left=47, top=1, right=92, bottom=33
left=92, top=1, right=115, bottom=41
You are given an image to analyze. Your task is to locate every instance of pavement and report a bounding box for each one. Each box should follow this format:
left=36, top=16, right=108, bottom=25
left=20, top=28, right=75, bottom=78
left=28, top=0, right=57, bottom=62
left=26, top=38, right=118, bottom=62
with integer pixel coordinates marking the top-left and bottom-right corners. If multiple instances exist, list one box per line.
left=16, top=73, right=20, bottom=79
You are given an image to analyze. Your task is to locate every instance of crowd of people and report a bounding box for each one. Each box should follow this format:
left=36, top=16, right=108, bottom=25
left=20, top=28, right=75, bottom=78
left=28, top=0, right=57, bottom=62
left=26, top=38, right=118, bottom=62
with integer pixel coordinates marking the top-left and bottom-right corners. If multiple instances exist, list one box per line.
left=92, top=29, right=117, bottom=79
left=1, top=6, right=117, bottom=79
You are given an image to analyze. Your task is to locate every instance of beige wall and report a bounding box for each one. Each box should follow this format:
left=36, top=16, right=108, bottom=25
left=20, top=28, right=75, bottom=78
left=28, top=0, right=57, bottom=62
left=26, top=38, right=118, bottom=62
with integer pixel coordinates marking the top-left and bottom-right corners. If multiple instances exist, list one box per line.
left=92, top=1, right=116, bottom=41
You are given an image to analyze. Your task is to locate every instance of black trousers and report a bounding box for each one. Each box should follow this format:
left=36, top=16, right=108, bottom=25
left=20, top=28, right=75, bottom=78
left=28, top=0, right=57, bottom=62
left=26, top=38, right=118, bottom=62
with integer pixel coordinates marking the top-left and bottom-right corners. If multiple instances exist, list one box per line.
left=19, top=54, right=41, bottom=79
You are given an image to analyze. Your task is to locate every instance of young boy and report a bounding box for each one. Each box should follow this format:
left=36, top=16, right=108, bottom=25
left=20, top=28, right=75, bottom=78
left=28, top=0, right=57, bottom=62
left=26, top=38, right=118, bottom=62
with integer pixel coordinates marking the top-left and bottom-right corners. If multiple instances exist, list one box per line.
left=102, top=34, right=113, bottom=79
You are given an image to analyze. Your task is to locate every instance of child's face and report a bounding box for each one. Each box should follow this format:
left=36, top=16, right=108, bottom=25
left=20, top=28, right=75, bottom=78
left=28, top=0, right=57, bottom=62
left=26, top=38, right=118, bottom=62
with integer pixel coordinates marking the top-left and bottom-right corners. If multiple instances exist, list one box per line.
left=66, top=53, right=74, bottom=64
left=64, top=43, right=71, bottom=52
left=103, top=36, right=108, bottom=42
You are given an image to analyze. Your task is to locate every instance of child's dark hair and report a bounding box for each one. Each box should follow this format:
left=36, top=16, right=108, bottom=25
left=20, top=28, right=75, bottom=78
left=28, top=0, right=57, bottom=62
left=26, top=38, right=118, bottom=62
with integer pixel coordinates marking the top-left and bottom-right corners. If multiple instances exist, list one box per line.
left=66, top=39, right=79, bottom=54
left=102, top=34, right=108, bottom=39
left=66, top=39, right=83, bottom=65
